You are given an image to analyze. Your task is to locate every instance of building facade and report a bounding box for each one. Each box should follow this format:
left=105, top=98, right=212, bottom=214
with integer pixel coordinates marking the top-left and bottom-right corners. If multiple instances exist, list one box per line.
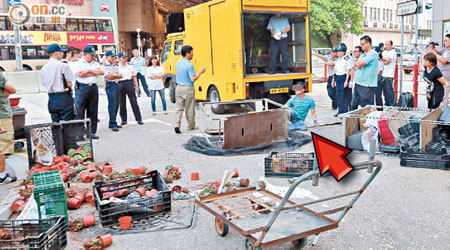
left=342, top=0, right=432, bottom=48
left=431, top=0, right=450, bottom=45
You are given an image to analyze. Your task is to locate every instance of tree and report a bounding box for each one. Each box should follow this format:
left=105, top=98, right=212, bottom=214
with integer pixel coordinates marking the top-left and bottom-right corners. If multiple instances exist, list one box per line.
left=310, top=0, right=365, bottom=47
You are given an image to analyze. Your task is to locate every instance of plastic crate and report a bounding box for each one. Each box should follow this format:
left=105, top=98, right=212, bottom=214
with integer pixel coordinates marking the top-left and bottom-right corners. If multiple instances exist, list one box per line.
left=25, top=119, right=93, bottom=169
left=32, top=171, right=68, bottom=228
left=94, top=170, right=171, bottom=227
left=400, top=150, right=450, bottom=170
left=264, top=152, right=315, bottom=178
left=0, top=216, right=67, bottom=250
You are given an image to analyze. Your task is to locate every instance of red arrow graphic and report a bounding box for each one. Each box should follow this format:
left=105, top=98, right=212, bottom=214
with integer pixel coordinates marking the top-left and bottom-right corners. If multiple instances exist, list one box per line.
left=311, top=132, right=353, bottom=181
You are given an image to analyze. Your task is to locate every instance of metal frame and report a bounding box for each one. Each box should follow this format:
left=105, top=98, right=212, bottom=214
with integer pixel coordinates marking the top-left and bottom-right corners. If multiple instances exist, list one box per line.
left=195, top=142, right=382, bottom=248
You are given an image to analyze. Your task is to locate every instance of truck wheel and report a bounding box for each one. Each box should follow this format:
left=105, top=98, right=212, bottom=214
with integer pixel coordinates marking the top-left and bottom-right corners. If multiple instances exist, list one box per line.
left=208, top=86, right=225, bottom=114
left=169, top=79, right=176, bottom=103
left=291, top=237, right=308, bottom=249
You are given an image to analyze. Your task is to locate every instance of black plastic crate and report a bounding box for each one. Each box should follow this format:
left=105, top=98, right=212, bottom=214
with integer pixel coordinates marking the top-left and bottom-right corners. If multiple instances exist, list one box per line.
left=25, top=119, right=93, bottom=169
left=400, top=150, right=450, bottom=170
left=0, top=216, right=67, bottom=250
left=264, top=152, right=315, bottom=178
left=94, top=170, right=171, bottom=227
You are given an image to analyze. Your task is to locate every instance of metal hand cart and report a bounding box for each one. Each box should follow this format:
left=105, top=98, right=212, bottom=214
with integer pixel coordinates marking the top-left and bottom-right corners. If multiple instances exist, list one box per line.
left=195, top=158, right=381, bottom=249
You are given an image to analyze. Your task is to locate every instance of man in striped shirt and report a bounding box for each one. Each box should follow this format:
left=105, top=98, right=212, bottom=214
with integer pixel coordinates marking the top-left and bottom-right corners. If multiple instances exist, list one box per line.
left=286, top=83, right=318, bottom=130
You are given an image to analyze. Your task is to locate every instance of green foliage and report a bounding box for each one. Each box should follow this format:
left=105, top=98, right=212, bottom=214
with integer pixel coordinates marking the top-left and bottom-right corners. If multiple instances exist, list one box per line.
left=310, top=0, right=365, bottom=42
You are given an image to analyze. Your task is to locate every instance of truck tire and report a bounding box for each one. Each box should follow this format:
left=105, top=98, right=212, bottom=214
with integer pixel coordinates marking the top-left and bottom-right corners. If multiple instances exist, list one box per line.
left=208, top=86, right=225, bottom=114
left=169, top=79, right=176, bottom=104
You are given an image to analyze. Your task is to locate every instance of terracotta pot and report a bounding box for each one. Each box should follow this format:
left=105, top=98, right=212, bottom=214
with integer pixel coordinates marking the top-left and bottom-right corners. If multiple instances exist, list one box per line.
left=26, top=184, right=35, bottom=190
left=11, top=200, right=26, bottom=212
left=171, top=185, right=182, bottom=194
left=138, top=166, right=145, bottom=175
left=136, top=187, right=146, bottom=197
left=53, top=156, right=63, bottom=164
left=50, top=165, right=60, bottom=171
left=73, top=193, right=85, bottom=202
left=118, top=216, right=132, bottom=230
left=89, top=171, right=98, bottom=179
left=239, top=178, right=250, bottom=187
left=67, top=198, right=82, bottom=209
left=61, top=165, right=71, bottom=173
left=86, top=164, right=96, bottom=172
left=62, top=155, right=71, bottom=163
left=73, top=150, right=81, bottom=156
left=61, top=173, right=69, bottom=182
left=131, top=169, right=142, bottom=176
left=172, top=166, right=179, bottom=173
left=103, top=165, right=113, bottom=175
left=80, top=171, right=92, bottom=183
left=102, top=192, right=113, bottom=199
left=232, top=168, right=239, bottom=178
left=83, top=215, right=96, bottom=227
left=99, top=234, right=113, bottom=247
left=146, top=189, right=158, bottom=198
left=154, top=204, right=163, bottom=211
left=86, top=191, right=94, bottom=203
left=191, top=172, right=199, bottom=181
left=86, top=152, right=93, bottom=160
left=41, top=167, right=50, bottom=172
left=114, top=189, right=129, bottom=197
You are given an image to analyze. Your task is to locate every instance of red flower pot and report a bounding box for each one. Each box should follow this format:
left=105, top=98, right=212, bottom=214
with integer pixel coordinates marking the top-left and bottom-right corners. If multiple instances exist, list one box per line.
left=114, top=189, right=129, bottom=197
left=11, top=200, right=26, bottom=212
left=131, top=169, right=142, bottom=176
left=80, top=171, right=93, bottom=183
left=136, top=187, right=146, bottom=197
left=41, top=167, right=50, bottom=172
left=154, top=204, right=163, bottom=211
left=232, top=167, right=239, bottom=178
left=83, top=215, right=96, bottom=227
left=53, top=156, right=63, bottom=164
left=89, top=171, right=98, bottom=179
left=86, top=191, right=94, bottom=203
left=99, top=234, right=113, bottom=247
left=67, top=198, right=82, bottom=209
left=102, top=165, right=113, bottom=175
left=73, top=193, right=85, bottom=203
left=102, top=192, right=113, bottom=199
left=191, top=172, right=199, bottom=181
left=86, top=164, right=96, bottom=172
left=62, top=155, right=71, bottom=163
left=146, top=189, right=158, bottom=198
left=118, top=216, right=132, bottom=230
left=61, top=173, right=69, bottom=182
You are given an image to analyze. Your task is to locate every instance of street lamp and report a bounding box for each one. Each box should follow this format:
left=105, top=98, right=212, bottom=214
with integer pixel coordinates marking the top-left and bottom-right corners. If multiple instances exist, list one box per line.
left=136, top=28, right=142, bottom=56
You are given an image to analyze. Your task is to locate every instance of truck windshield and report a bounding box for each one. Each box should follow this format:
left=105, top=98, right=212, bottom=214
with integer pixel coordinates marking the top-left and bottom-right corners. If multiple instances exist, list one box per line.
left=243, top=13, right=308, bottom=75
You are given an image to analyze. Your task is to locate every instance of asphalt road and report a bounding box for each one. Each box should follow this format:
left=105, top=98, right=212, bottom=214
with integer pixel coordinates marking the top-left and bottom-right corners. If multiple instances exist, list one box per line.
left=4, top=80, right=450, bottom=250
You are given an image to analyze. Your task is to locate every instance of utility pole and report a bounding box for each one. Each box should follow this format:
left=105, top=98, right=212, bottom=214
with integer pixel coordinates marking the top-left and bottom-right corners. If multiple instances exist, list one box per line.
left=9, top=2, right=23, bottom=71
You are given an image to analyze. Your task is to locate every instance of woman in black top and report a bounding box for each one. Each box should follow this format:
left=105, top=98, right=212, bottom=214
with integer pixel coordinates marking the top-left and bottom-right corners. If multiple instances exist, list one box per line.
left=422, top=53, right=448, bottom=109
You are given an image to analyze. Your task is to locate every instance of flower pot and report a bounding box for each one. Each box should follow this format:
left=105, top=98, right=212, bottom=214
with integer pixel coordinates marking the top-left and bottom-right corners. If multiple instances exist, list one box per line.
left=61, top=173, right=69, bottom=182
left=239, top=178, right=250, bottom=187
left=99, top=234, right=113, bottom=247
left=232, top=168, right=239, bottom=178
left=53, top=156, right=63, bottom=164
left=83, top=215, right=96, bottom=227
left=154, top=204, right=163, bottom=211
left=11, top=200, right=26, bottom=212
left=86, top=152, right=93, bottom=160
left=138, top=166, right=145, bottom=175
left=114, top=189, right=129, bottom=197
left=26, top=184, right=35, bottom=190
left=172, top=166, right=179, bottom=173
left=102, top=192, right=113, bottom=199
left=80, top=171, right=92, bottom=183
left=131, top=168, right=142, bottom=176
left=89, top=171, right=98, bottom=179
left=86, top=164, right=96, bottom=172
left=86, top=191, right=94, bottom=203
left=62, top=155, right=71, bottom=163
left=103, top=165, right=113, bottom=175
left=67, top=198, right=82, bottom=209
left=191, top=172, right=199, bottom=181
left=163, top=174, right=173, bottom=183
left=118, top=216, right=132, bottom=230
left=136, top=187, right=146, bottom=197
left=146, top=189, right=158, bottom=198
left=73, top=193, right=85, bottom=202
left=171, top=185, right=182, bottom=194
left=50, top=165, right=60, bottom=171
left=41, top=167, right=50, bottom=172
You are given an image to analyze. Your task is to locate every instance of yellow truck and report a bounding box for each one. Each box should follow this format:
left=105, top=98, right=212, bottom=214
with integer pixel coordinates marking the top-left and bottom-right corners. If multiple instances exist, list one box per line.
left=161, top=0, right=312, bottom=113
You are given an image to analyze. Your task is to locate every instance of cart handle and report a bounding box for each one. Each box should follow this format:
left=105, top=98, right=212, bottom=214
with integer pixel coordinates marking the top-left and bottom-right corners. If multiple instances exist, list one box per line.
left=253, top=160, right=382, bottom=248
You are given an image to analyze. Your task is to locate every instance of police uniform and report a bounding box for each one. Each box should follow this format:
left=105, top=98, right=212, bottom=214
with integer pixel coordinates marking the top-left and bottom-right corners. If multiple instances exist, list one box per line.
left=117, top=52, right=143, bottom=124
left=73, top=46, right=102, bottom=137
left=334, top=50, right=354, bottom=115
left=40, top=44, right=75, bottom=122
left=102, top=51, right=122, bottom=130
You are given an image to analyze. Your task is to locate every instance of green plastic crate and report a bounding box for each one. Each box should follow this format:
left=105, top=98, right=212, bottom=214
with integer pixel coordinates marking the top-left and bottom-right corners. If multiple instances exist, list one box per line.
left=32, top=171, right=68, bottom=228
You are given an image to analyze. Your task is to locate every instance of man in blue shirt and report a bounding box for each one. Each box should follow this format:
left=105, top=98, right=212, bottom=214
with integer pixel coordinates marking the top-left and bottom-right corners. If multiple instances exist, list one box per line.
left=286, top=83, right=318, bottom=131
left=267, top=13, right=291, bottom=75
left=174, top=45, right=206, bottom=134
left=352, top=35, right=379, bottom=109
left=130, top=49, right=150, bottom=97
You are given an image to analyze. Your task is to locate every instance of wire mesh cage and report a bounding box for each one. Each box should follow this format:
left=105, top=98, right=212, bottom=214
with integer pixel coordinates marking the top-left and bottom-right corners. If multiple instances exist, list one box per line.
left=264, top=152, right=315, bottom=178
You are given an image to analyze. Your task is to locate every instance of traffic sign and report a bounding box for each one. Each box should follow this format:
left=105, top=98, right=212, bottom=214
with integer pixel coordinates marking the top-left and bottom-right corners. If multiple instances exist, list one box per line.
left=397, top=0, right=417, bottom=16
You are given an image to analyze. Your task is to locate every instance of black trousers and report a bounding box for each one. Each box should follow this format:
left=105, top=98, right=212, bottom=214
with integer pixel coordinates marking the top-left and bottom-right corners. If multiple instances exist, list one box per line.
left=120, top=80, right=142, bottom=122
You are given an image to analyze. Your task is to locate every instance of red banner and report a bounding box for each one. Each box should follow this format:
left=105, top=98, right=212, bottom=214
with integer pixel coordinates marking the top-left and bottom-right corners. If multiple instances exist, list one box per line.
left=67, top=32, right=114, bottom=48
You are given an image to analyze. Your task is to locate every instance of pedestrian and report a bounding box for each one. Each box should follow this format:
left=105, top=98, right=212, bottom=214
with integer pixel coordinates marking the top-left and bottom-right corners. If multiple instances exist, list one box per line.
left=314, top=47, right=338, bottom=111
left=67, top=48, right=82, bottom=79
left=130, top=49, right=150, bottom=97
left=381, top=40, right=397, bottom=106
left=374, top=46, right=384, bottom=108
left=101, top=46, right=114, bottom=65
left=73, top=46, right=104, bottom=140
left=286, top=83, right=318, bottom=131
left=174, top=45, right=206, bottom=134
left=333, top=43, right=354, bottom=116
left=64, top=46, right=73, bottom=63
left=422, top=53, right=448, bottom=109
left=350, top=46, right=363, bottom=110
left=118, top=52, right=144, bottom=126
left=0, top=72, right=16, bottom=184
left=146, top=56, right=167, bottom=115
left=102, top=50, right=123, bottom=132
left=352, top=35, right=379, bottom=109
left=267, top=13, right=291, bottom=74
left=40, top=43, right=76, bottom=122
left=434, top=34, right=450, bottom=106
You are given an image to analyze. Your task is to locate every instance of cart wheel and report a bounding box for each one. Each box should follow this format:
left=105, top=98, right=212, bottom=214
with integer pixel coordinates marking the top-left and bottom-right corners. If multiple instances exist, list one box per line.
left=244, top=239, right=262, bottom=250
left=291, top=237, right=308, bottom=249
left=215, top=217, right=229, bottom=237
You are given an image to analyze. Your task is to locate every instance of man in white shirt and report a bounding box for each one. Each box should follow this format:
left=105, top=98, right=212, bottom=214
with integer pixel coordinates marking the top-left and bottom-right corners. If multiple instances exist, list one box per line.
left=381, top=40, right=397, bottom=106
left=130, top=49, right=150, bottom=97
left=314, top=48, right=338, bottom=110
left=67, top=48, right=82, bottom=77
left=40, top=44, right=75, bottom=122
left=73, top=46, right=104, bottom=139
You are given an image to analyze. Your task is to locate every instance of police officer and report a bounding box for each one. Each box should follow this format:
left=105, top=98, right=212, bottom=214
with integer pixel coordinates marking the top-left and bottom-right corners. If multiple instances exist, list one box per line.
left=117, top=52, right=144, bottom=125
left=102, top=50, right=123, bottom=132
left=40, top=43, right=75, bottom=122
left=333, top=43, right=354, bottom=116
left=73, top=46, right=104, bottom=139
